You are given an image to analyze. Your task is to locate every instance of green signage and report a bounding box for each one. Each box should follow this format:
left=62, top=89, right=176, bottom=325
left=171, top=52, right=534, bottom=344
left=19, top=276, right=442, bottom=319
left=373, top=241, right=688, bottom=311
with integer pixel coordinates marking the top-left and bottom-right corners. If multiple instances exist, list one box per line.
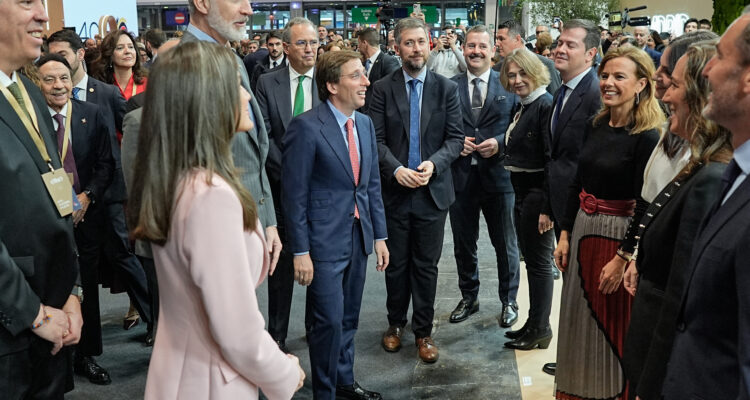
left=352, top=7, right=379, bottom=24
left=251, top=12, right=266, bottom=25
left=408, top=5, right=438, bottom=24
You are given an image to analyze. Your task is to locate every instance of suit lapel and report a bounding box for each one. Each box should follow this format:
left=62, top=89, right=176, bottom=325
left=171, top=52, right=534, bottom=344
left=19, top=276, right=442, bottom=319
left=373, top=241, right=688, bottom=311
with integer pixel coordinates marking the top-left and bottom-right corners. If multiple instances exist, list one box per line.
left=391, top=72, right=410, bottom=138
left=479, top=70, right=505, bottom=123
left=457, top=74, right=473, bottom=127
left=318, top=105, right=355, bottom=183
left=354, top=115, right=369, bottom=185
left=311, top=72, right=321, bottom=107
left=275, top=67, right=293, bottom=129
left=0, top=92, right=57, bottom=173
left=86, top=80, right=99, bottom=105
left=694, top=179, right=750, bottom=259
left=420, top=71, right=436, bottom=138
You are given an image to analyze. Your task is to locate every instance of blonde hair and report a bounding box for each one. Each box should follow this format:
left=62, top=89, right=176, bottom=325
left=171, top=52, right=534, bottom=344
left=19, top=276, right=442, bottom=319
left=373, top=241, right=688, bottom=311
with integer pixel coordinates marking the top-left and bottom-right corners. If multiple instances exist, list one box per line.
left=499, top=48, right=550, bottom=92
left=594, top=46, right=665, bottom=134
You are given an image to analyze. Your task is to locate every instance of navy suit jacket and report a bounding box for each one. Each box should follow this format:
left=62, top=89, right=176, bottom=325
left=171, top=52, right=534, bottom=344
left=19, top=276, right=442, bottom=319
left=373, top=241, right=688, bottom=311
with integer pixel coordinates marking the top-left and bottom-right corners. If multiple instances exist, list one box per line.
left=644, top=47, right=662, bottom=68
left=546, top=67, right=601, bottom=220
left=450, top=69, right=517, bottom=193
left=86, top=76, right=128, bottom=203
left=282, top=103, right=387, bottom=262
left=255, top=65, right=320, bottom=189
left=69, top=99, right=114, bottom=200
left=368, top=68, right=464, bottom=211
left=360, top=51, right=400, bottom=114
left=661, top=175, right=750, bottom=400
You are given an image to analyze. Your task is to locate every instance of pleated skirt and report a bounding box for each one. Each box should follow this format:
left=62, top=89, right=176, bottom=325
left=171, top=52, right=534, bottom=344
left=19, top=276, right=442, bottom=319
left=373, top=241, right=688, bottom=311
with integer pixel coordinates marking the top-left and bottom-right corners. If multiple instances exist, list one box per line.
left=555, top=209, right=633, bottom=400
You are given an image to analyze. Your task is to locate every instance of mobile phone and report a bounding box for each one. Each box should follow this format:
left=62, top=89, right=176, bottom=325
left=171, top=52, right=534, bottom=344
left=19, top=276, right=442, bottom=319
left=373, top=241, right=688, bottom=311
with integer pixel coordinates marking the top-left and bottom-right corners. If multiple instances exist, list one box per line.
left=413, top=3, right=421, bottom=16
left=552, top=16, right=561, bottom=29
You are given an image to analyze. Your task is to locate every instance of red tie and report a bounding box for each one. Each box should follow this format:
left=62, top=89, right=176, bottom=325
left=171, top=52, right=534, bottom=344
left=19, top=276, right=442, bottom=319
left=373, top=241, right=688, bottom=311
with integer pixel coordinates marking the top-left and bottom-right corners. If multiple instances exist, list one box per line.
left=346, top=118, right=360, bottom=219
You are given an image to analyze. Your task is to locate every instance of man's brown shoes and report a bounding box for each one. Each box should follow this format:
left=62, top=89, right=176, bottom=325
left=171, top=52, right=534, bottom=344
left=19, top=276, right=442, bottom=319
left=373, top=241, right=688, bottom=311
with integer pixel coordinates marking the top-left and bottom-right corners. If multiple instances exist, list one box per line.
left=382, top=325, right=403, bottom=352
left=416, top=337, right=439, bottom=363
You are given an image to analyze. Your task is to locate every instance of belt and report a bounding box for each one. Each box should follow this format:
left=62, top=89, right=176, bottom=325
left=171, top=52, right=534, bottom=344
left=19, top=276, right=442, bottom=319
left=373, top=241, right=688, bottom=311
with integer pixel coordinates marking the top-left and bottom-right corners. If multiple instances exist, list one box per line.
left=578, top=189, right=635, bottom=217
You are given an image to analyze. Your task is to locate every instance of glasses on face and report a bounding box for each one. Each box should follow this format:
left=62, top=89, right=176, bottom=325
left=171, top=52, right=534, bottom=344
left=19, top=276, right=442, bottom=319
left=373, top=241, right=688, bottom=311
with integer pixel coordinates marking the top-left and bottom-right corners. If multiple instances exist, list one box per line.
left=291, top=40, right=319, bottom=49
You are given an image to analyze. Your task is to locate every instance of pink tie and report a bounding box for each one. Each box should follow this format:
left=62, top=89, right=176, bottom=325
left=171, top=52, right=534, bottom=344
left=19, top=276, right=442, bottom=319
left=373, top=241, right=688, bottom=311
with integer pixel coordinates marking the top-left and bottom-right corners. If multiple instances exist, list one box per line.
left=346, top=118, right=360, bottom=219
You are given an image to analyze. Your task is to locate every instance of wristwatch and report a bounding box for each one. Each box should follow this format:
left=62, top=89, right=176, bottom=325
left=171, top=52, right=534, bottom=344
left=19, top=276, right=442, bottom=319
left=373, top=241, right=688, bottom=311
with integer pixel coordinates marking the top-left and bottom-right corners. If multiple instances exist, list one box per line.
left=71, top=285, right=84, bottom=303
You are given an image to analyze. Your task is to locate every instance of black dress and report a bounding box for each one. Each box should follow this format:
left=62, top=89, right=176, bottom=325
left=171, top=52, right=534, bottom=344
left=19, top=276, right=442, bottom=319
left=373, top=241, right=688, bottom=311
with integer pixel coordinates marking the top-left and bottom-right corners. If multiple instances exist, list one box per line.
left=555, top=122, right=659, bottom=400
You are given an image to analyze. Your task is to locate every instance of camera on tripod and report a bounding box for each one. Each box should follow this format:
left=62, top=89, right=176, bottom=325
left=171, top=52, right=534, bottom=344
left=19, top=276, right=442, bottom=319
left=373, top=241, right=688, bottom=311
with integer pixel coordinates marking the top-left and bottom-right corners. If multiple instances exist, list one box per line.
left=607, top=5, right=650, bottom=32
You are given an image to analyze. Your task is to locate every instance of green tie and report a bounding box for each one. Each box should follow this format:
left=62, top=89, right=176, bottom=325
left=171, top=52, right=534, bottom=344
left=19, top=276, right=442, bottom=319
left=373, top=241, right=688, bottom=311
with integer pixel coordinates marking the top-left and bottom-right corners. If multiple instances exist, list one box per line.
left=293, top=75, right=305, bottom=117
left=7, top=82, right=31, bottom=120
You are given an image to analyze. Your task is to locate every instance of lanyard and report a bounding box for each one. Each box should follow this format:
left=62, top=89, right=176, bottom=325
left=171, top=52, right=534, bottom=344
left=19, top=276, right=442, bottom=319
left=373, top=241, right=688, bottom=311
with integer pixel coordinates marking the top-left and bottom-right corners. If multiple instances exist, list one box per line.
left=131, top=81, right=138, bottom=97
left=60, top=100, right=73, bottom=162
left=0, top=78, right=53, bottom=171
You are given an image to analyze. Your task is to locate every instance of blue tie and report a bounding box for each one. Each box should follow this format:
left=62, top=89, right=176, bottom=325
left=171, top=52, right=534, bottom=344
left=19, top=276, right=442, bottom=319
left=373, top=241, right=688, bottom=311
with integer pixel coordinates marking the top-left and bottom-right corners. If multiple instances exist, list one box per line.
left=408, top=79, right=421, bottom=170
left=364, top=59, right=372, bottom=76
left=551, top=85, right=567, bottom=135
left=72, top=87, right=81, bottom=100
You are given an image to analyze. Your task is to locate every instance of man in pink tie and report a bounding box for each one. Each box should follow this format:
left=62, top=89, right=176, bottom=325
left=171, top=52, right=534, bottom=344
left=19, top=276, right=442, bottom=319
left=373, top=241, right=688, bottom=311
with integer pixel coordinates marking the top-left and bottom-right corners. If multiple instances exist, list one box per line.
left=282, top=50, right=389, bottom=400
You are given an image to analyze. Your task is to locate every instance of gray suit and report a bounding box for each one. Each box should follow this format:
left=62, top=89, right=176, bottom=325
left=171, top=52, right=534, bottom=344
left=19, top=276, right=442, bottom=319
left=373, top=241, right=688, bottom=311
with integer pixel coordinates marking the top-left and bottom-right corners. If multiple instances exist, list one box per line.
left=181, top=30, right=276, bottom=228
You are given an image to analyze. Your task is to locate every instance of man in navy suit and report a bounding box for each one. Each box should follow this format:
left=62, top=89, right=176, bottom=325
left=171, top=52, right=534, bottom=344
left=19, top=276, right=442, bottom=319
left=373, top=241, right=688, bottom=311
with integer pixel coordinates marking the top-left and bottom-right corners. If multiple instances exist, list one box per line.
left=662, top=11, right=750, bottom=399
left=282, top=50, right=389, bottom=400
left=249, top=30, right=286, bottom=93
left=357, top=27, right=400, bottom=114
left=447, top=25, right=521, bottom=327
left=256, top=17, right=321, bottom=353
left=543, top=18, right=602, bottom=377
left=368, top=17, right=463, bottom=363
left=633, top=26, right=661, bottom=68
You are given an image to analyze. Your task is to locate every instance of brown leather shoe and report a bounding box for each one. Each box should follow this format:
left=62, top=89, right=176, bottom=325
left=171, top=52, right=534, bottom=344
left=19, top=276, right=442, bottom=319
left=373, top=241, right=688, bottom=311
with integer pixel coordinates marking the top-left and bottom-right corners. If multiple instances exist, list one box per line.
left=382, top=325, right=403, bottom=352
left=416, top=336, right=439, bottom=363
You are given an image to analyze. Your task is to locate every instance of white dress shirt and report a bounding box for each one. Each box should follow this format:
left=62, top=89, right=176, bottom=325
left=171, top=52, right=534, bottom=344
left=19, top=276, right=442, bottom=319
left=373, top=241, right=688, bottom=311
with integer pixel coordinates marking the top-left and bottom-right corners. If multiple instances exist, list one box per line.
left=289, top=66, right=314, bottom=113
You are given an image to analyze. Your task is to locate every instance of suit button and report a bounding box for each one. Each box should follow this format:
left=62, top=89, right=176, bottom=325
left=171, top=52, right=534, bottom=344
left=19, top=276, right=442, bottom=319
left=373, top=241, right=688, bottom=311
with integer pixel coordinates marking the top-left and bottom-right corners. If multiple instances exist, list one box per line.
left=676, top=322, right=686, bottom=332
left=259, top=197, right=265, bottom=205
left=474, top=128, right=479, bottom=133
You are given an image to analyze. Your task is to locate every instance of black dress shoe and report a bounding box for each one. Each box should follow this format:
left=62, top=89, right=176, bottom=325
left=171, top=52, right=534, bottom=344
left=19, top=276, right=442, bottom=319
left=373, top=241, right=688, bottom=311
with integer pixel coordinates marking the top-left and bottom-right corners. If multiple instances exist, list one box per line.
left=275, top=339, right=290, bottom=354
left=504, top=320, right=528, bottom=340
left=500, top=302, right=519, bottom=328
left=336, top=381, right=382, bottom=400
left=449, top=298, right=479, bottom=323
left=74, top=355, right=112, bottom=385
left=542, top=362, right=556, bottom=376
left=504, top=325, right=553, bottom=350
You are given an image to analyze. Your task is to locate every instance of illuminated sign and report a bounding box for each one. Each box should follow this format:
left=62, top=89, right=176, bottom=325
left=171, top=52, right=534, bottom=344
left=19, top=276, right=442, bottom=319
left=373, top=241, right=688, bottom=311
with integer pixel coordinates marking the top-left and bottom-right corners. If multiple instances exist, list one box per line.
left=63, top=0, right=138, bottom=38
left=650, top=13, right=690, bottom=35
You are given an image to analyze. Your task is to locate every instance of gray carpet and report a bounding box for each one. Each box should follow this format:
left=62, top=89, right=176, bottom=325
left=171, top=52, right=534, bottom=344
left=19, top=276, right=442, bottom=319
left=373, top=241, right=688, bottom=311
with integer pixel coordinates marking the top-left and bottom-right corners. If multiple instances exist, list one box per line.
left=66, top=219, right=522, bottom=399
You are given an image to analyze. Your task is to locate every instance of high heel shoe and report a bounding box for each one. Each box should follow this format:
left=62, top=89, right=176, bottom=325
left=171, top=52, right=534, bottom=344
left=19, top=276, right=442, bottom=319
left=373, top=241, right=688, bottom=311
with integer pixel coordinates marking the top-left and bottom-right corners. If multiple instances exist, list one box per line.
left=504, top=325, right=553, bottom=350
left=504, top=320, right=528, bottom=340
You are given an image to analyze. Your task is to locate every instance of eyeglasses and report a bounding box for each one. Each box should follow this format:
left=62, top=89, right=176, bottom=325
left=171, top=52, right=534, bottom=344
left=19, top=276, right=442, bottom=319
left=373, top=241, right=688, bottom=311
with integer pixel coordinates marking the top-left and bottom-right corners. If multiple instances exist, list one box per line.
left=291, top=40, right=319, bottom=48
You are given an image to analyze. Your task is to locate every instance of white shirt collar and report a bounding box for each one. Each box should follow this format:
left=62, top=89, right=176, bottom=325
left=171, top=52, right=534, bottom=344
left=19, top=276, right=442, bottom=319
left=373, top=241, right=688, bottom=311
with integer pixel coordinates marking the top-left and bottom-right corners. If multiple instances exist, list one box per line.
left=368, top=49, right=381, bottom=64
left=467, top=68, right=491, bottom=84
left=289, top=66, right=314, bottom=81
left=0, top=70, right=17, bottom=87
left=48, top=103, right=68, bottom=118
left=75, top=74, right=88, bottom=91
left=563, top=66, right=591, bottom=91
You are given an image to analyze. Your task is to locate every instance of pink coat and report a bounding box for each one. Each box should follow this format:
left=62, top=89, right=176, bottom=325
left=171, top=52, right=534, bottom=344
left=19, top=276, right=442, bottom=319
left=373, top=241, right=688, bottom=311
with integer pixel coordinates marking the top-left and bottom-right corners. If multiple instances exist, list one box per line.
left=145, top=170, right=299, bottom=400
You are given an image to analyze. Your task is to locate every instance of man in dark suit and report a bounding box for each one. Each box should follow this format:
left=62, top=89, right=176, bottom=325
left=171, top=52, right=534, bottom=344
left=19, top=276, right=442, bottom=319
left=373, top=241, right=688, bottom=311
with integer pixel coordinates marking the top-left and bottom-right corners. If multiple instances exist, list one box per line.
left=542, top=18, right=602, bottom=377
left=662, top=12, right=750, bottom=399
left=243, top=33, right=270, bottom=76
left=357, top=27, right=400, bottom=114
left=255, top=17, right=321, bottom=353
left=368, top=17, right=463, bottom=363
left=283, top=50, right=388, bottom=400
left=633, top=26, right=661, bottom=68
left=249, top=30, right=286, bottom=92
left=447, top=25, right=521, bottom=327
left=36, top=53, right=118, bottom=382
left=493, top=19, right=561, bottom=94
left=0, top=1, right=83, bottom=397
left=47, top=29, right=153, bottom=383
left=182, top=0, right=282, bottom=270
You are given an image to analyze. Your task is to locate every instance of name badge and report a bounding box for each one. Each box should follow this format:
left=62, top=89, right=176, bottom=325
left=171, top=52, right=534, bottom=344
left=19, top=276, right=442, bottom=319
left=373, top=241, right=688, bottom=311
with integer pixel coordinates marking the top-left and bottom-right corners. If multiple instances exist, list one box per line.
left=41, top=168, right=74, bottom=217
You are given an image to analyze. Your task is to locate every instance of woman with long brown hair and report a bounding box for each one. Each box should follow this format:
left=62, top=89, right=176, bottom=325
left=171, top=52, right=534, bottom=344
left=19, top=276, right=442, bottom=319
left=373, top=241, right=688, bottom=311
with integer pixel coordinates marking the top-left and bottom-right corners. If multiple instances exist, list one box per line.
left=91, top=30, right=147, bottom=102
left=128, top=41, right=303, bottom=399
left=553, top=46, right=663, bottom=400
left=622, top=40, right=732, bottom=400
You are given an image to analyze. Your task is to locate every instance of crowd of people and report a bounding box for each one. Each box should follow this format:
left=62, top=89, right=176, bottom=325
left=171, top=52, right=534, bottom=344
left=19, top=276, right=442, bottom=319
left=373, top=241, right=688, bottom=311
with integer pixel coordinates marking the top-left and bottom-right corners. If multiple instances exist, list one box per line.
left=2, top=0, right=750, bottom=399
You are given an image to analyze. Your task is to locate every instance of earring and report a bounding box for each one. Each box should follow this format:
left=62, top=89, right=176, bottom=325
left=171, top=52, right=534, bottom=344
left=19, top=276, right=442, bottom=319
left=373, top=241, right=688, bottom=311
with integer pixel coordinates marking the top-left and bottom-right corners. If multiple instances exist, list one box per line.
left=635, top=91, right=640, bottom=105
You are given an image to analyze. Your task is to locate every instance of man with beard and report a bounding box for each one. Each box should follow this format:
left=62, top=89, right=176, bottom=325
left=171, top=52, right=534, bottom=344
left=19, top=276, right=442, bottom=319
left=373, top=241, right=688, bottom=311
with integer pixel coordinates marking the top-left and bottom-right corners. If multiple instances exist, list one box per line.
left=661, top=10, right=750, bottom=399
left=446, top=25, right=520, bottom=327
left=493, top=19, right=561, bottom=94
left=368, top=17, right=463, bottom=363
left=179, top=0, right=283, bottom=276
left=249, top=30, right=286, bottom=93
left=255, top=17, right=321, bottom=354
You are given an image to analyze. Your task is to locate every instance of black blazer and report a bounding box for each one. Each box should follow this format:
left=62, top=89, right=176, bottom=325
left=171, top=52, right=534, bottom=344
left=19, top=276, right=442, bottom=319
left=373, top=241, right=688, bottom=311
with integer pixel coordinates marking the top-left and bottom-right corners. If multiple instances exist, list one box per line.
left=546, top=67, right=601, bottom=220
left=0, top=76, right=79, bottom=356
left=361, top=51, right=400, bottom=114
left=255, top=65, right=321, bottom=191
left=501, top=92, right=553, bottom=171
left=623, top=162, right=724, bottom=400
left=86, top=76, right=128, bottom=203
left=451, top=69, right=518, bottom=193
left=368, top=68, right=464, bottom=211
left=243, top=48, right=269, bottom=76
left=661, top=164, right=750, bottom=400
left=70, top=99, right=115, bottom=201
left=249, top=54, right=286, bottom=93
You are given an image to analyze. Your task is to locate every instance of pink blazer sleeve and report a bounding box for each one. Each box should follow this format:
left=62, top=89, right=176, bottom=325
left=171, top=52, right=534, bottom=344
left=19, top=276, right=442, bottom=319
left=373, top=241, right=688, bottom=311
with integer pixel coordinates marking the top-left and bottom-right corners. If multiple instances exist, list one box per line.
left=182, top=183, right=299, bottom=399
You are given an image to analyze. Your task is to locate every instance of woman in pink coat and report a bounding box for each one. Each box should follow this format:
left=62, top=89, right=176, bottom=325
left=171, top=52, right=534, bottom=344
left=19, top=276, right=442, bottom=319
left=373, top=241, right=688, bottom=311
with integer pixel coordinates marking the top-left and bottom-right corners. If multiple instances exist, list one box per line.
left=127, top=41, right=304, bottom=399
